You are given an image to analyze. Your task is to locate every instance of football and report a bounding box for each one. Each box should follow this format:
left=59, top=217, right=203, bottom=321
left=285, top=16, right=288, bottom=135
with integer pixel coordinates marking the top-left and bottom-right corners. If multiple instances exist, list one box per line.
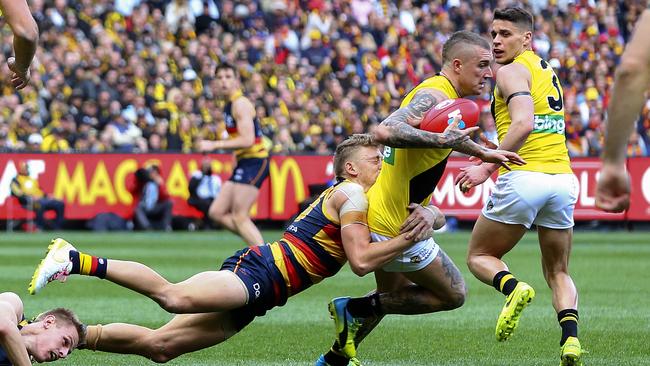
left=419, top=98, right=480, bottom=133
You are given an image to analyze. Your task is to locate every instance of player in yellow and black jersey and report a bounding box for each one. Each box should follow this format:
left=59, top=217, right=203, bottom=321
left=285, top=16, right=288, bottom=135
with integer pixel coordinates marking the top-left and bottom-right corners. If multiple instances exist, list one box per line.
left=455, top=8, right=584, bottom=365
left=317, top=31, right=527, bottom=366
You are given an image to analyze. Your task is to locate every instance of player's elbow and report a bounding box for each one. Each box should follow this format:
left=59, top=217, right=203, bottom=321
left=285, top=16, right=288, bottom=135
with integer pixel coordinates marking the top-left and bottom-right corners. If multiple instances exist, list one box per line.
left=616, top=57, right=650, bottom=83
left=348, top=259, right=372, bottom=277
left=12, top=19, right=39, bottom=45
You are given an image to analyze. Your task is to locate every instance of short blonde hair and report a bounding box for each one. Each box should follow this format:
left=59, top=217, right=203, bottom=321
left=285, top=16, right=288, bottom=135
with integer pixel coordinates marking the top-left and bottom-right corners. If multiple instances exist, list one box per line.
left=333, top=134, right=379, bottom=181
left=36, top=308, right=86, bottom=345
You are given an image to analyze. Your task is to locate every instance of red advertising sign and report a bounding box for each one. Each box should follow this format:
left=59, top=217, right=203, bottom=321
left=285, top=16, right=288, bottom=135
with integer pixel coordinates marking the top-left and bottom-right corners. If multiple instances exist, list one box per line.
left=0, top=154, right=334, bottom=221
left=627, top=158, right=650, bottom=220
left=0, top=154, right=647, bottom=222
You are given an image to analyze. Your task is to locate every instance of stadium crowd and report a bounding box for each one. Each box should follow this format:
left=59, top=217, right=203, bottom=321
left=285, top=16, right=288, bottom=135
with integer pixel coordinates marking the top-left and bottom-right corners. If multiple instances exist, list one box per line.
left=0, top=0, right=648, bottom=157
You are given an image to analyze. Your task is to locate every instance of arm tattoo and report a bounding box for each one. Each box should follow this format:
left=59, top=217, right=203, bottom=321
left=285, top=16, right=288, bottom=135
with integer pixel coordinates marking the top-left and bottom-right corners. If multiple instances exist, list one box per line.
left=379, top=93, right=470, bottom=148
left=452, top=139, right=489, bottom=157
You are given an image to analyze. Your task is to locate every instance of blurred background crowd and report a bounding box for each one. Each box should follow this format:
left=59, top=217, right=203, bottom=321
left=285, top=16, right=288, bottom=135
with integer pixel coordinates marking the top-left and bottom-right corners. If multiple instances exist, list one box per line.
left=0, top=0, right=648, bottom=157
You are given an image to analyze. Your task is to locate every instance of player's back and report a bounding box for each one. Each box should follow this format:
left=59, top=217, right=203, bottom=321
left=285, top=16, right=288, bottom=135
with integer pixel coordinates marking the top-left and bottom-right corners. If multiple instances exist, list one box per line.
left=268, top=181, right=351, bottom=296
left=368, top=75, right=458, bottom=237
left=492, top=50, right=571, bottom=174
left=223, top=91, right=269, bottom=160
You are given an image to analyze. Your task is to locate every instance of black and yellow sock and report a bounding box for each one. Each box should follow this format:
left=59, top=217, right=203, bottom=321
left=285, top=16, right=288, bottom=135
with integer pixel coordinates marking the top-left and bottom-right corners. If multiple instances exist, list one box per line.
left=347, top=293, right=383, bottom=318
left=492, top=270, right=519, bottom=296
left=324, top=344, right=349, bottom=366
left=70, top=250, right=108, bottom=278
left=558, top=309, right=579, bottom=346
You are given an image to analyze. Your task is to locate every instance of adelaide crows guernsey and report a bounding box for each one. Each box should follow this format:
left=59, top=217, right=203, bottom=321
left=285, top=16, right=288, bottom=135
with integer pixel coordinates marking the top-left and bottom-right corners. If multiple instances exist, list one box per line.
left=492, top=50, right=572, bottom=174
left=368, top=75, right=458, bottom=237
left=269, top=181, right=357, bottom=296
left=224, top=90, right=269, bottom=160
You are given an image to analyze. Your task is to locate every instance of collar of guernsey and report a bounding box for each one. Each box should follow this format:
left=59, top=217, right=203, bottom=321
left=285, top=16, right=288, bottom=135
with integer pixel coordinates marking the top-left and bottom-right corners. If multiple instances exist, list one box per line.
left=366, top=75, right=457, bottom=237
left=227, top=89, right=269, bottom=159
left=493, top=50, right=572, bottom=175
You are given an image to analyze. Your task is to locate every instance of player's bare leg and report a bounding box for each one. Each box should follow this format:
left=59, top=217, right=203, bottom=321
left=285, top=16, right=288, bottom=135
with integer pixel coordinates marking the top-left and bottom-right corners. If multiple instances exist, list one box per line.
left=104, top=263, right=249, bottom=313
left=538, top=226, right=582, bottom=365
left=230, top=182, right=265, bottom=245
left=467, top=215, right=533, bottom=341
left=29, top=238, right=248, bottom=312
left=208, top=181, right=237, bottom=232
left=85, top=312, right=240, bottom=362
left=326, top=248, right=467, bottom=360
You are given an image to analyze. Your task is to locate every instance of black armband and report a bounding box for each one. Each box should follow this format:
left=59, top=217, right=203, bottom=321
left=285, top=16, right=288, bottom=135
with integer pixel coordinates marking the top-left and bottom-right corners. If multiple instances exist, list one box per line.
left=506, top=91, right=532, bottom=105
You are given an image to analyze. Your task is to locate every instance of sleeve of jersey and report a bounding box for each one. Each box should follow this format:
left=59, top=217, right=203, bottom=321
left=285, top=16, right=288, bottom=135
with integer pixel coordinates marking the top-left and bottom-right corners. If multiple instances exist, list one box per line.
left=338, top=182, right=369, bottom=229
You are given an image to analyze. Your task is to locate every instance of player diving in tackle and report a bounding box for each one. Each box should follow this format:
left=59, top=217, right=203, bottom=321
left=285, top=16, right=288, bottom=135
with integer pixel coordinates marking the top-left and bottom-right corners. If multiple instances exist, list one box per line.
left=26, top=134, right=457, bottom=364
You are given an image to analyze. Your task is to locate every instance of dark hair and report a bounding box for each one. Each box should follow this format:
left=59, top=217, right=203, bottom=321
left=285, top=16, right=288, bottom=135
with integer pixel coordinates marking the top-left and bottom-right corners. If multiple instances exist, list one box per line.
left=442, top=31, right=491, bottom=66
left=36, top=308, right=86, bottom=346
left=493, top=7, right=534, bottom=32
left=333, top=134, right=380, bottom=181
left=215, top=62, right=238, bottom=77
left=135, top=167, right=151, bottom=183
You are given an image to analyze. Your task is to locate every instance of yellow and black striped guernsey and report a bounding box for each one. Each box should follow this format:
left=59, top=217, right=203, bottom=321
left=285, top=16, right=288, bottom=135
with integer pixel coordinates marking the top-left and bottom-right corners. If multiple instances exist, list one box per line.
left=367, top=75, right=458, bottom=237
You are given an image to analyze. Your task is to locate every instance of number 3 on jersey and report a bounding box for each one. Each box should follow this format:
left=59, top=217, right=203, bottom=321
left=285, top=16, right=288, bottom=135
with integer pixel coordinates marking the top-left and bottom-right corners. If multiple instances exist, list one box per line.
left=540, top=60, right=563, bottom=111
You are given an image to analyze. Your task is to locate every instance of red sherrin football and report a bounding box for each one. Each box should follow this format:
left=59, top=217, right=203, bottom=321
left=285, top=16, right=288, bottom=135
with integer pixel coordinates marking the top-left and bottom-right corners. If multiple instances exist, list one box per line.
left=420, top=98, right=480, bottom=133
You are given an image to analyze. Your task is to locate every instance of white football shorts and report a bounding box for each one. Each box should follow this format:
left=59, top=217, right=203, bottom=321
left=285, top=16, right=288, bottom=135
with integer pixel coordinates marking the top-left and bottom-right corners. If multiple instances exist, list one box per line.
left=371, top=232, right=440, bottom=272
left=482, top=170, right=579, bottom=229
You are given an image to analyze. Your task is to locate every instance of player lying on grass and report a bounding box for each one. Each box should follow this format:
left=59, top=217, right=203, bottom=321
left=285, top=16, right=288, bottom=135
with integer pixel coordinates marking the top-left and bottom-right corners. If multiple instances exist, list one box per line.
left=0, top=292, right=84, bottom=366
left=26, top=134, right=456, bottom=363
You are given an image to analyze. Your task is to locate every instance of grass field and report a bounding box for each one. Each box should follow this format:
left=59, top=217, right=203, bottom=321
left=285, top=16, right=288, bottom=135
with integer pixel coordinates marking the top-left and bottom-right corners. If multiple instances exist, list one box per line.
left=1, top=230, right=648, bottom=366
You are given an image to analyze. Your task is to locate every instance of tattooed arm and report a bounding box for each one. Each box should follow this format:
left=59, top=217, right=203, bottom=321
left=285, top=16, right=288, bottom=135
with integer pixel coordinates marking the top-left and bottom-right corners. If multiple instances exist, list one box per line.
left=371, top=89, right=524, bottom=166
left=372, top=89, right=474, bottom=148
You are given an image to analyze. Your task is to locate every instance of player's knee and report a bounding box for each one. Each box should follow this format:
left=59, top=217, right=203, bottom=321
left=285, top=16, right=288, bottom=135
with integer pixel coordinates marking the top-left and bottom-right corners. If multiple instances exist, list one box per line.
left=153, top=286, right=192, bottom=314
left=208, top=206, right=226, bottom=223
left=466, top=253, right=480, bottom=273
left=617, top=57, right=648, bottom=79
left=149, top=345, right=181, bottom=363
left=231, top=210, right=250, bottom=222
left=444, top=284, right=467, bottom=310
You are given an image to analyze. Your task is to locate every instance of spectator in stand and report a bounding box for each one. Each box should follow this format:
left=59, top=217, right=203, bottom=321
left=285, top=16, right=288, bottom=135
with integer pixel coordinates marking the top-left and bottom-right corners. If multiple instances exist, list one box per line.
left=10, top=161, right=65, bottom=230
left=187, top=157, right=222, bottom=224
left=0, top=1, right=646, bottom=157
left=101, top=104, right=147, bottom=153
left=132, top=165, right=173, bottom=231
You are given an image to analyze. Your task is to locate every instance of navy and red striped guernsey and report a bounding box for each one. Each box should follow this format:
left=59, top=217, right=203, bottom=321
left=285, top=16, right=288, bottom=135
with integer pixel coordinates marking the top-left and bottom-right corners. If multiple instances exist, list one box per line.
left=267, top=181, right=351, bottom=296
left=224, top=90, right=269, bottom=160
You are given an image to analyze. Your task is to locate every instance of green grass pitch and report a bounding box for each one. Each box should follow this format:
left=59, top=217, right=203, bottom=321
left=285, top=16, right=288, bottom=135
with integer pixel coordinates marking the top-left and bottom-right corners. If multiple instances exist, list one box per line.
left=1, top=230, right=648, bottom=365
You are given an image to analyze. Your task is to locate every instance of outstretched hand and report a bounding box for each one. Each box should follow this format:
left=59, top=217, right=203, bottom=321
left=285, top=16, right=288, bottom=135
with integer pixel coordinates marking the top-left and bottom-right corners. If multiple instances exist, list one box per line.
left=8, top=57, right=30, bottom=90
left=441, top=114, right=480, bottom=147
left=480, top=149, right=526, bottom=170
